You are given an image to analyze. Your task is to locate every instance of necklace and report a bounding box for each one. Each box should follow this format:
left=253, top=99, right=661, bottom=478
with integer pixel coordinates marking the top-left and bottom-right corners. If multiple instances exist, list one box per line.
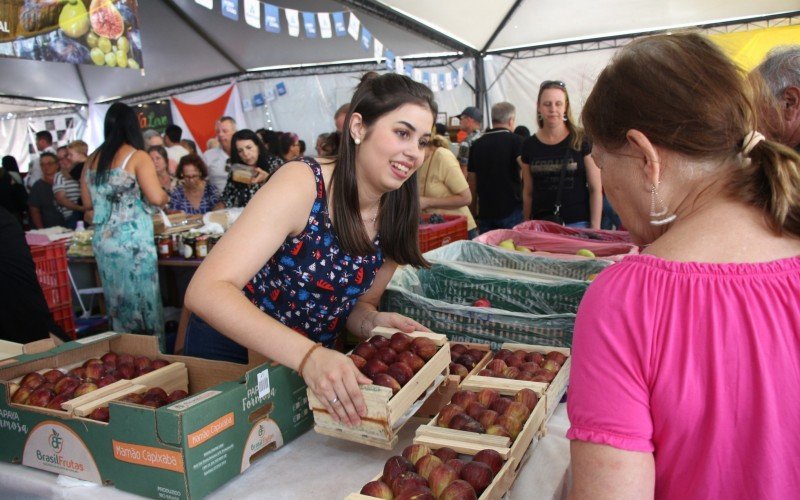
left=363, top=204, right=379, bottom=224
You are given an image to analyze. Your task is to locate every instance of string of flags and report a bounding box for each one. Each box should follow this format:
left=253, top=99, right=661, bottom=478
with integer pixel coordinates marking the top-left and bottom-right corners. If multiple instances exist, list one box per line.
left=194, top=0, right=472, bottom=94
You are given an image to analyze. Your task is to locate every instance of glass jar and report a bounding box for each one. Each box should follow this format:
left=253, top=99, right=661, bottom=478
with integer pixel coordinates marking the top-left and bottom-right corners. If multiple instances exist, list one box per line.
left=156, top=235, right=171, bottom=258
left=170, top=234, right=182, bottom=257
left=195, top=236, right=208, bottom=258
left=182, top=236, right=195, bottom=259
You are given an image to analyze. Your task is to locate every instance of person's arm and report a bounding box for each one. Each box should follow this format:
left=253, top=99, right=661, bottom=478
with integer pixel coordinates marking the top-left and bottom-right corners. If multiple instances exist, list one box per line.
left=420, top=150, right=472, bottom=211
left=54, top=190, right=83, bottom=212
left=28, top=206, right=43, bottom=229
left=132, top=151, right=169, bottom=207
left=80, top=166, right=94, bottom=223
left=420, top=189, right=471, bottom=211
left=519, top=156, right=533, bottom=220
left=185, top=161, right=369, bottom=427
left=569, top=441, right=655, bottom=500
left=345, top=259, right=431, bottom=342
left=585, top=154, right=603, bottom=229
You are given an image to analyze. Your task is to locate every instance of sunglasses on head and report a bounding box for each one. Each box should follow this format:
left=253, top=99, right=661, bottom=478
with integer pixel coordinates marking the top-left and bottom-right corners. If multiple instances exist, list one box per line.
left=540, top=80, right=566, bottom=89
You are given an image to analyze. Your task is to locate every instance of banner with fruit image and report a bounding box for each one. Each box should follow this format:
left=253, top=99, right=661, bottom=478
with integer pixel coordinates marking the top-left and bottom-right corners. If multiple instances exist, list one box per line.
left=0, top=0, right=143, bottom=70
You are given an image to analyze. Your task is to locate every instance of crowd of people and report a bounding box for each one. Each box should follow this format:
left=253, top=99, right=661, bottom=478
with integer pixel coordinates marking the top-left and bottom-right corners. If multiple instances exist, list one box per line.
left=1, top=35, right=798, bottom=498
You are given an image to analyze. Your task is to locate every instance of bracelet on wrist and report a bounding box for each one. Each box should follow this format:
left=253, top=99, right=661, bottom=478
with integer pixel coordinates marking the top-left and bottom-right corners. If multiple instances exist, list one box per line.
left=298, top=342, right=322, bottom=379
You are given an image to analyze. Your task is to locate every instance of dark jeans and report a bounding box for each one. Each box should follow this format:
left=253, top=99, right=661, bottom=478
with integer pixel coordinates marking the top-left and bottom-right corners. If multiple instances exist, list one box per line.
left=478, top=208, right=523, bottom=234
left=566, top=221, right=590, bottom=229
left=601, top=196, right=621, bottom=230
left=467, top=228, right=480, bottom=240
left=183, top=313, right=248, bottom=364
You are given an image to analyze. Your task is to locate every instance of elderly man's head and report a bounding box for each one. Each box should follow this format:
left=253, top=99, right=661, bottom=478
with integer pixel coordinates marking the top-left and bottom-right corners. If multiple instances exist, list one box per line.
left=754, top=46, right=800, bottom=149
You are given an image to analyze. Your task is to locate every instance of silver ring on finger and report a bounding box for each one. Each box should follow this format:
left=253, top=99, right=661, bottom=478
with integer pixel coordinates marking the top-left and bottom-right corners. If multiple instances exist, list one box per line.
left=329, top=396, right=339, bottom=405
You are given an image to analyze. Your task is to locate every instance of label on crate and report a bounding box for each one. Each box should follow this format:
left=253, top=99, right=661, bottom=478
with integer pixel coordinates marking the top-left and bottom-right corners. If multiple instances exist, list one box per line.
left=112, top=440, right=184, bottom=472
left=75, top=331, right=118, bottom=345
left=166, top=390, right=221, bottom=412
left=240, top=418, right=284, bottom=472
left=23, top=421, right=102, bottom=482
left=188, top=412, right=235, bottom=448
left=256, top=369, right=270, bottom=399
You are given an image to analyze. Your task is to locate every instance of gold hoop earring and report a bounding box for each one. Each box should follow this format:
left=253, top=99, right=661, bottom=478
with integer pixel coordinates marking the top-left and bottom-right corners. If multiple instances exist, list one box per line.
left=649, top=184, right=676, bottom=226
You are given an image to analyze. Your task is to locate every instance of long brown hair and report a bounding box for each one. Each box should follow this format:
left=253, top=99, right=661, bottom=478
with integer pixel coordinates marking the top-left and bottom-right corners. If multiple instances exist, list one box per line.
left=333, top=73, right=437, bottom=266
left=582, top=33, right=800, bottom=237
left=537, top=81, right=583, bottom=150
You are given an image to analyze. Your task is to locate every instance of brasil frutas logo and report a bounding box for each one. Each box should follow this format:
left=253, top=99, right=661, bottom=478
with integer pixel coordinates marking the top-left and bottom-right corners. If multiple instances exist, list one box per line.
left=49, top=429, right=64, bottom=453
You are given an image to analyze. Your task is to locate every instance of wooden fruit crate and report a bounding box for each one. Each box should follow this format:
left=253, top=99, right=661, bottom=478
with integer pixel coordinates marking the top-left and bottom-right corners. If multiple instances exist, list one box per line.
left=415, top=342, right=492, bottom=419
left=307, top=327, right=451, bottom=449
left=413, top=383, right=546, bottom=473
left=346, top=447, right=518, bottom=500
left=465, top=343, right=570, bottom=423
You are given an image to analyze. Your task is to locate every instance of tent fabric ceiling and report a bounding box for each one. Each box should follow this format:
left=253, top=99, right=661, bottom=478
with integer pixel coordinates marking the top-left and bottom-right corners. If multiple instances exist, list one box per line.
left=0, top=0, right=797, bottom=107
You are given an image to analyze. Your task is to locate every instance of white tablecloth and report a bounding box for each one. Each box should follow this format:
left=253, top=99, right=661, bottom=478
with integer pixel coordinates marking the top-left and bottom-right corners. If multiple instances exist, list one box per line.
left=0, top=404, right=571, bottom=499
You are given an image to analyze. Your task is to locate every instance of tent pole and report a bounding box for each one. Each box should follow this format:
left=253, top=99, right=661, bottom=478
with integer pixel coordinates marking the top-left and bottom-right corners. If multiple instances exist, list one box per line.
left=474, top=55, right=488, bottom=129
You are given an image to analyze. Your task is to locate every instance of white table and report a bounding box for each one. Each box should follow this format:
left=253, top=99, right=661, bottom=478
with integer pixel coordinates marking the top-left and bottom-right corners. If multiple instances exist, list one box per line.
left=0, top=405, right=571, bottom=499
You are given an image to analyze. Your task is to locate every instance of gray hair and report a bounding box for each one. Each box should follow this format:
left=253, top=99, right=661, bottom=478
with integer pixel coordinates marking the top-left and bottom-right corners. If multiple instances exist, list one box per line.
left=756, top=45, right=800, bottom=98
left=142, top=128, right=161, bottom=141
left=491, top=102, right=516, bottom=125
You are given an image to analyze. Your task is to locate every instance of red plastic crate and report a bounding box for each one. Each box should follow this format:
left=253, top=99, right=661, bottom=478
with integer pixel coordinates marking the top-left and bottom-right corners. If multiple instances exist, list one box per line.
left=418, top=214, right=468, bottom=252
left=29, top=240, right=76, bottom=338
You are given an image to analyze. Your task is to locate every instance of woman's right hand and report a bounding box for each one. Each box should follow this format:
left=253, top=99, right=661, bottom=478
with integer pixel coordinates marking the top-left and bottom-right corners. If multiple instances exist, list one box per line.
left=303, top=347, right=371, bottom=427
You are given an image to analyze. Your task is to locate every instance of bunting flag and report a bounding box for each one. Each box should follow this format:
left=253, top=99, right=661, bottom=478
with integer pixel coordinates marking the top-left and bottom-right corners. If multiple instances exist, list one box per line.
left=264, top=4, right=280, bottom=33
left=374, top=39, right=383, bottom=62
left=195, top=0, right=213, bottom=9
left=348, top=14, right=361, bottom=41
left=221, top=0, right=239, bottom=21
left=244, top=0, right=260, bottom=28
left=361, top=27, right=372, bottom=52
left=318, top=13, right=333, bottom=38
left=285, top=9, right=301, bottom=37
left=303, top=12, right=318, bottom=38
left=333, top=12, right=347, bottom=36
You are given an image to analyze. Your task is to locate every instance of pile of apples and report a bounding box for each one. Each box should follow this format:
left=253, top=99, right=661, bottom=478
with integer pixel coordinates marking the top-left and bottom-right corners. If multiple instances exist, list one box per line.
left=9, top=352, right=170, bottom=411
left=348, top=333, right=440, bottom=395
left=476, top=349, right=567, bottom=383
left=87, top=387, right=189, bottom=422
left=361, top=444, right=504, bottom=499
left=448, top=344, right=487, bottom=381
left=436, top=388, right=538, bottom=441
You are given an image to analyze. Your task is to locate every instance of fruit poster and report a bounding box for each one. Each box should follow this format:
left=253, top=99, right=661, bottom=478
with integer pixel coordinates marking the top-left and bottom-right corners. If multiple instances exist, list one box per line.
left=0, top=0, right=143, bottom=70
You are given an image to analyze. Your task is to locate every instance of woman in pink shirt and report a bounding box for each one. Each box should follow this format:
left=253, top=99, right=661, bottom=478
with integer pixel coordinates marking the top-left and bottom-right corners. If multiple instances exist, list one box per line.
left=567, top=33, right=800, bottom=499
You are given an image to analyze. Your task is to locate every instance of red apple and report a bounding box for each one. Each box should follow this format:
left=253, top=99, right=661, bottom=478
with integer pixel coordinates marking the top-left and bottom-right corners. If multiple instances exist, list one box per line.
left=451, top=390, right=478, bottom=409
left=476, top=388, right=500, bottom=408
left=526, top=351, right=545, bottom=364
left=136, top=367, right=154, bottom=376
left=459, top=461, right=493, bottom=495
left=348, top=354, right=367, bottom=371
left=437, top=404, right=465, bottom=428
left=520, top=362, right=540, bottom=373
left=542, top=359, right=561, bottom=373
left=46, top=393, right=71, bottom=410
left=429, top=464, right=459, bottom=498
left=135, top=356, right=153, bottom=371
left=373, top=373, right=401, bottom=394
left=494, top=349, right=513, bottom=362
left=466, top=349, right=485, bottom=362
left=473, top=449, right=504, bottom=476
left=84, top=362, right=105, bottom=381
left=361, top=480, right=393, bottom=499
left=450, top=344, right=467, bottom=357
left=505, top=356, right=523, bottom=369
left=502, top=366, right=521, bottom=379
left=20, top=372, right=45, bottom=390
left=514, top=388, right=539, bottom=411
left=389, top=332, right=413, bottom=352
left=364, top=358, right=389, bottom=380
left=141, top=395, right=165, bottom=408
left=27, top=387, right=55, bottom=407
left=445, top=459, right=467, bottom=476
left=82, top=358, right=102, bottom=369
left=117, top=363, right=136, bottom=380
left=485, top=425, right=511, bottom=438
left=101, top=351, right=118, bottom=366
left=42, top=369, right=64, bottom=384
left=383, top=455, right=415, bottom=486
left=152, top=359, right=170, bottom=370
left=397, top=350, right=425, bottom=372
left=478, top=409, right=499, bottom=429
left=505, top=401, right=531, bottom=422
left=439, top=479, right=477, bottom=500
left=395, top=487, right=434, bottom=500
left=486, top=359, right=507, bottom=374
left=387, top=362, right=414, bottom=386
left=369, top=335, right=391, bottom=350
left=518, top=371, right=536, bottom=381
left=74, top=382, right=98, bottom=397
left=449, top=363, right=469, bottom=380
left=117, top=353, right=135, bottom=366
left=392, top=471, right=428, bottom=497
left=471, top=298, right=491, bottom=307
left=353, top=342, right=378, bottom=361
left=546, top=351, right=567, bottom=365
left=97, top=373, right=120, bottom=388
left=449, top=413, right=484, bottom=434
left=455, top=354, right=476, bottom=371
left=411, top=337, right=437, bottom=361
left=532, top=370, right=556, bottom=382
left=145, top=387, right=168, bottom=400
left=496, top=414, right=523, bottom=439
left=119, top=393, right=143, bottom=404
left=402, top=443, right=432, bottom=466
left=434, top=447, right=458, bottom=463
left=68, top=367, right=86, bottom=379
left=89, top=406, right=110, bottom=422
left=376, top=347, right=398, bottom=365
left=415, top=453, right=443, bottom=480
left=54, top=376, right=80, bottom=395
left=490, top=397, right=512, bottom=415
left=477, top=369, right=494, bottom=376
left=466, top=401, right=487, bottom=420
left=11, top=386, right=33, bottom=404
left=167, top=390, right=189, bottom=403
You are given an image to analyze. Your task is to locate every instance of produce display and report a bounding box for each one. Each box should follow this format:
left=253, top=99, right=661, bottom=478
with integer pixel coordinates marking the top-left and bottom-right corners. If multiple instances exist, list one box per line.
left=435, top=388, right=538, bottom=440
left=475, top=349, right=566, bottom=383
left=87, top=387, right=189, bottom=422
left=360, top=445, right=506, bottom=499
left=9, top=352, right=172, bottom=411
left=448, top=344, right=489, bottom=382
left=349, top=332, right=441, bottom=395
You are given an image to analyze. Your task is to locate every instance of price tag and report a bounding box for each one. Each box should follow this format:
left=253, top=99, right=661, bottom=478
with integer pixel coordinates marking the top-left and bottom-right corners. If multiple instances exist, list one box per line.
left=257, top=369, right=271, bottom=399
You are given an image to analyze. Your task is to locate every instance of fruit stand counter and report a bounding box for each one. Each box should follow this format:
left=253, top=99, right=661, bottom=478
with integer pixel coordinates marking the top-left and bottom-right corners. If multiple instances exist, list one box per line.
left=0, top=405, right=571, bottom=499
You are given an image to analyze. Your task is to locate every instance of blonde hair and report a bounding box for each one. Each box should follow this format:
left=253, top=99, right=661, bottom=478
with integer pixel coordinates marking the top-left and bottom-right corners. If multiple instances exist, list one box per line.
left=68, top=140, right=89, bottom=156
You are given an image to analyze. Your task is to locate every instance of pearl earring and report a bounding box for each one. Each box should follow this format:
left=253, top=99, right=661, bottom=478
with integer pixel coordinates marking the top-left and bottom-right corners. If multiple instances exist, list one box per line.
left=354, top=138, right=361, bottom=145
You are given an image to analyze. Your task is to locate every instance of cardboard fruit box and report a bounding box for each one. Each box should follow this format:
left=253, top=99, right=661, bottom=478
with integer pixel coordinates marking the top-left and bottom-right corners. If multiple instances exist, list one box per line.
left=346, top=445, right=518, bottom=500
left=413, top=382, right=546, bottom=475
left=0, top=332, right=313, bottom=499
left=465, top=343, right=571, bottom=424
left=307, top=327, right=451, bottom=449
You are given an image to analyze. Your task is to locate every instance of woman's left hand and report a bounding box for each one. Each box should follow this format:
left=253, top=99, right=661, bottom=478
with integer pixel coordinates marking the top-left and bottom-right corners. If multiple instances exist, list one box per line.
left=373, top=312, right=430, bottom=333
left=253, top=168, right=269, bottom=184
